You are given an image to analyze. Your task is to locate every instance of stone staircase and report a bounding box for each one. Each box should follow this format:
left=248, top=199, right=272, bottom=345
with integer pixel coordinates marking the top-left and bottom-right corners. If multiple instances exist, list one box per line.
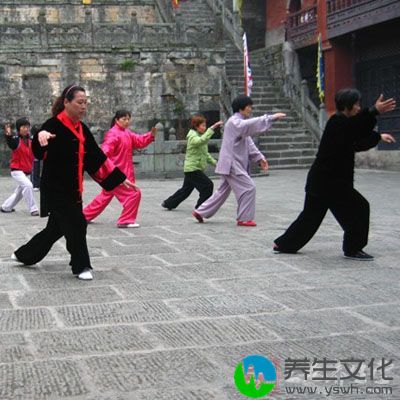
left=225, top=45, right=318, bottom=169
left=175, top=0, right=318, bottom=169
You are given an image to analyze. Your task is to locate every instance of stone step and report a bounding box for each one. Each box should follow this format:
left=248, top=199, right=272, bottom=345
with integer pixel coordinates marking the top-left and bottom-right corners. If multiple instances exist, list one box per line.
left=260, top=141, right=317, bottom=151
left=261, top=149, right=317, bottom=158
left=261, top=135, right=313, bottom=143
left=267, top=156, right=316, bottom=167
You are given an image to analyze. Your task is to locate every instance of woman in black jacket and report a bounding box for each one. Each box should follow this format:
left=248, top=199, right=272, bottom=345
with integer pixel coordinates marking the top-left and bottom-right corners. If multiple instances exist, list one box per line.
left=11, top=84, right=135, bottom=280
left=274, top=89, right=396, bottom=260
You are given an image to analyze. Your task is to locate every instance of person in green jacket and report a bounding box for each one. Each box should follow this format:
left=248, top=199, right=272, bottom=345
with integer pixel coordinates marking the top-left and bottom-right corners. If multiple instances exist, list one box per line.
left=162, top=115, right=223, bottom=210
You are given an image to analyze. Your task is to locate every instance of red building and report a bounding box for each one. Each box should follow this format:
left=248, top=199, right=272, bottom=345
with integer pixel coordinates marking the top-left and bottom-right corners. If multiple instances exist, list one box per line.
left=262, top=0, right=400, bottom=147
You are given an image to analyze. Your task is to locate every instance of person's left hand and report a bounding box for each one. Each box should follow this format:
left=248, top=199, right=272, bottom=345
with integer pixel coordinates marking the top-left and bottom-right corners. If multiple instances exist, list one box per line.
left=380, top=133, right=396, bottom=143
left=150, top=127, right=157, bottom=136
left=260, top=159, right=269, bottom=171
left=122, top=179, right=138, bottom=190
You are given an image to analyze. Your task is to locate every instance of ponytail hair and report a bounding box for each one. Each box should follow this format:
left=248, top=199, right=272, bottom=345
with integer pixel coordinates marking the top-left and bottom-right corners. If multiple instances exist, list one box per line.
left=110, top=109, right=131, bottom=128
left=51, top=84, right=86, bottom=117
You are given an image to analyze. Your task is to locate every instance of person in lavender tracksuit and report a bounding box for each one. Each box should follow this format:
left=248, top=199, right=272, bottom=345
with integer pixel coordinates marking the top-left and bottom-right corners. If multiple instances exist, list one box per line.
left=192, top=95, right=286, bottom=227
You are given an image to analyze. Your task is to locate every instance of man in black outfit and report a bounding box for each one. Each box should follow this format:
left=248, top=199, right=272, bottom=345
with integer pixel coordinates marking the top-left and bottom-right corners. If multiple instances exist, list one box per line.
left=273, top=89, right=396, bottom=260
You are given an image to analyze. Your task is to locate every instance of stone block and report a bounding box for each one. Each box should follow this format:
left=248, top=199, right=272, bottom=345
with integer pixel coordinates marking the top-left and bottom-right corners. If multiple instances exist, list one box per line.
left=32, top=325, right=155, bottom=358
left=146, top=317, right=277, bottom=348
left=85, top=350, right=217, bottom=392
left=0, top=308, right=56, bottom=332
left=16, top=286, right=122, bottom=307
left=251, top=309, right=377, bottom=340
left=56, top=300, right=178, bottom=327
left=169, top=294, right=285, bottom=317
left=0, top=360, right=89, bottom=399
left=116, top=280, right=219, bottom=301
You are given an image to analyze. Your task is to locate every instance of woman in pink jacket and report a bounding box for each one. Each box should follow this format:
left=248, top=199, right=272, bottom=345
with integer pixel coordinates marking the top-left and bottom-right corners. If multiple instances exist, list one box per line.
left=83, top=110, right=157, bottom=228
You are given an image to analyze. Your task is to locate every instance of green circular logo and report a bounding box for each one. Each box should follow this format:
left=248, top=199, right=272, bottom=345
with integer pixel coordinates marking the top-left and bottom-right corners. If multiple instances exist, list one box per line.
left=234, top=355, right=277, bottom=398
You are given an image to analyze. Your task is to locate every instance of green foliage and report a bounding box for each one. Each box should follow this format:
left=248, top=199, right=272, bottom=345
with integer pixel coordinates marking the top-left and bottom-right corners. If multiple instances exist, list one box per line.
left=120, top=59, right=137, bottom=71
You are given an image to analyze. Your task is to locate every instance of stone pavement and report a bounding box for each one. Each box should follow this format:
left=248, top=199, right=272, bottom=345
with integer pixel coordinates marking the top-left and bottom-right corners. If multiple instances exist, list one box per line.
left=0, top=169, right=399, bottom=400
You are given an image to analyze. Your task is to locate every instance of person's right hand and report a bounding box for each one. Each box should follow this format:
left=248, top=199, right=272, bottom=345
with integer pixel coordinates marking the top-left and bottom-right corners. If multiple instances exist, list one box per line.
left=272, top=113, right=286, bottom=120
left=211, top=120, right=224, bottom=130
left=38, top=130, right=56, bottom=146
left=375, top=94, right=396, bottom=114
left=380, top=133, right=396, bottom=143
left=4, top=123, right=12, bottom=136
left=122, top=179, right=138, bottom=191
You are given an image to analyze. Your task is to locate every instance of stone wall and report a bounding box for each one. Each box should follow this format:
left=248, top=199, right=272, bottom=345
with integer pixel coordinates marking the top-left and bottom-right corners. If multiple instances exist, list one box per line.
left=0, top=1, right=225, bottom=171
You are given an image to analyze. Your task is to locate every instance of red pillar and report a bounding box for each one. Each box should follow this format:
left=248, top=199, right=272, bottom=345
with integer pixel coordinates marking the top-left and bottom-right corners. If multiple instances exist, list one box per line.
left=317, top=0, right=353, bottom=115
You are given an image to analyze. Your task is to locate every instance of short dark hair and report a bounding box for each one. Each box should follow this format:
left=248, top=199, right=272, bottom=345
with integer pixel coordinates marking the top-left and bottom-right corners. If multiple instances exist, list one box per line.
left=16, top=117, right=30, bottom=132
left=190, top=115, right=206, bottom=129
left=232, top=95, right=253, bottom=113
left=110, top=109, right=131, bottom=128
left=335, top=88, right=361, bottom=111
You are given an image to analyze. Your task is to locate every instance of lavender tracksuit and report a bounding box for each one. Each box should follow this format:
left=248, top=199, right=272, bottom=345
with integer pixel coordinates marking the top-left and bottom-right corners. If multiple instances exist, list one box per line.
left=195, top=112, right=275, bottom=221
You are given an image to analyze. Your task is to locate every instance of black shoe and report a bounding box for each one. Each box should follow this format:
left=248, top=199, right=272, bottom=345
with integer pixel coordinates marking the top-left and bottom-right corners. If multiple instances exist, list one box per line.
left=344, top=250, right=374, bottom=261
left=1, top=207, right=15, bottom=213
left=161, top=202, right=173, bottom=211
left=273, top=244, right=297, bottom=254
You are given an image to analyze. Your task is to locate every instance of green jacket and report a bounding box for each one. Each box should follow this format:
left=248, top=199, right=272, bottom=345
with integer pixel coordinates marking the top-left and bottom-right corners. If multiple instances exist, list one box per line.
left=183, top=128, right=217, bottom=173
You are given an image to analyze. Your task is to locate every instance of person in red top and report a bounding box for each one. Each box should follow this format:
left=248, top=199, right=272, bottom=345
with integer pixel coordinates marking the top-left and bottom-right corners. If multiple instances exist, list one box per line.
left=1, top=118, right=39, bottom=216
left=12, top=85, right=135, bottom=280
left=83, top=110, right=157, bottom=228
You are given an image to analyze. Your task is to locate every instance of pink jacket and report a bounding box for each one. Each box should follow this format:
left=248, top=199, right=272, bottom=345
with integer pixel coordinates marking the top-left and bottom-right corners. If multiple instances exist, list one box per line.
left=101, top=124, right=154, bottom=182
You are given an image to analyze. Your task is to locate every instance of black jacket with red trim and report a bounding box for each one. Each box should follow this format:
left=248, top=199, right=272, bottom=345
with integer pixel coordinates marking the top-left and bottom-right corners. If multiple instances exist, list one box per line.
left=32, top=117, right=126, bottom=216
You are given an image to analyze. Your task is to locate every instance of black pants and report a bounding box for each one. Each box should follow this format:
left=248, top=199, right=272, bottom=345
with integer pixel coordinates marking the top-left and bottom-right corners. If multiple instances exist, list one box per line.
left=274, top=188, right=370, bottom=254
left=163, top=170, right=214, bottom=209
left=31, top=160, right=41, bottom=188
left=15, top=202, right=91, bottom=274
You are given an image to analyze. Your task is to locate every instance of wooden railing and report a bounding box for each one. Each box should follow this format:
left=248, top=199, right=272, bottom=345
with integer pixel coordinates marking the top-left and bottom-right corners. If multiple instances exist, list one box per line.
left=286, top=5, right=318, bottom=49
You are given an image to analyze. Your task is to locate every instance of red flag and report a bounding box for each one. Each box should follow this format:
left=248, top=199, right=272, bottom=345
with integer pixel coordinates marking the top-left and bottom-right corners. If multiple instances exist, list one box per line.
left=243, top=33, right=253, bottom=96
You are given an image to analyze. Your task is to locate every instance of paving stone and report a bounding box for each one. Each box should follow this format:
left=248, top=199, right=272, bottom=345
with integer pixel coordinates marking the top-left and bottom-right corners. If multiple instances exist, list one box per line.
left=56, top=301, right=178, bottom=327
left=154, top=252, right=211, bottom=265
left=23, top=270, right=135, bottom=289
left=66, top=254, right=166, bottom=270
left=0, top=274, right=24, bottom=291
left=0, top=293, right=12, bottom=309
left=99, top=243, right=178, bottom=256
left=169, top=294, right=285, bottom=317
left=351, top=305, right=400, bottom=328
left=123, top=266, right=180, bottom=282
left=85, top=349, right=217, bottom=392
left=261, top=285, right=399, bottom=310
left=0, top=360, right=89, bottom=399
left=16, top=286, right=122, bottom=307
left=116, top=280, right=220, bottom=300
left=104, top=236, right=167, bottom=246
left=204, top=249, right=271, bottom=262
left=85, top=388, right=228, bottom=400
left=0, top=308, right=56, bottom=332
left=365, top=330, right=400, bottom=356
left=0, top=170, right=398, bottom=398
left=164, top=262, right=243, bottom=280
left=251, top=309, right=378, bottom=339
left=146, top=317, right=277, bottom=347
left=212, top=274, right=304, bottom=294
left=31, top=325, right=155, bottom=357
left=0, top=333, right=35, bottom=363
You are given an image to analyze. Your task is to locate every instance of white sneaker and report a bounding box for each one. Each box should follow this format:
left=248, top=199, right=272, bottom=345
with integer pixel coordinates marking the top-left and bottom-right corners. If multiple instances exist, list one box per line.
left=117, top=223, right=140, bottom=228
left=77, top=268, right=93, bottom=280
left=11, top=253, right=19, bottom=262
